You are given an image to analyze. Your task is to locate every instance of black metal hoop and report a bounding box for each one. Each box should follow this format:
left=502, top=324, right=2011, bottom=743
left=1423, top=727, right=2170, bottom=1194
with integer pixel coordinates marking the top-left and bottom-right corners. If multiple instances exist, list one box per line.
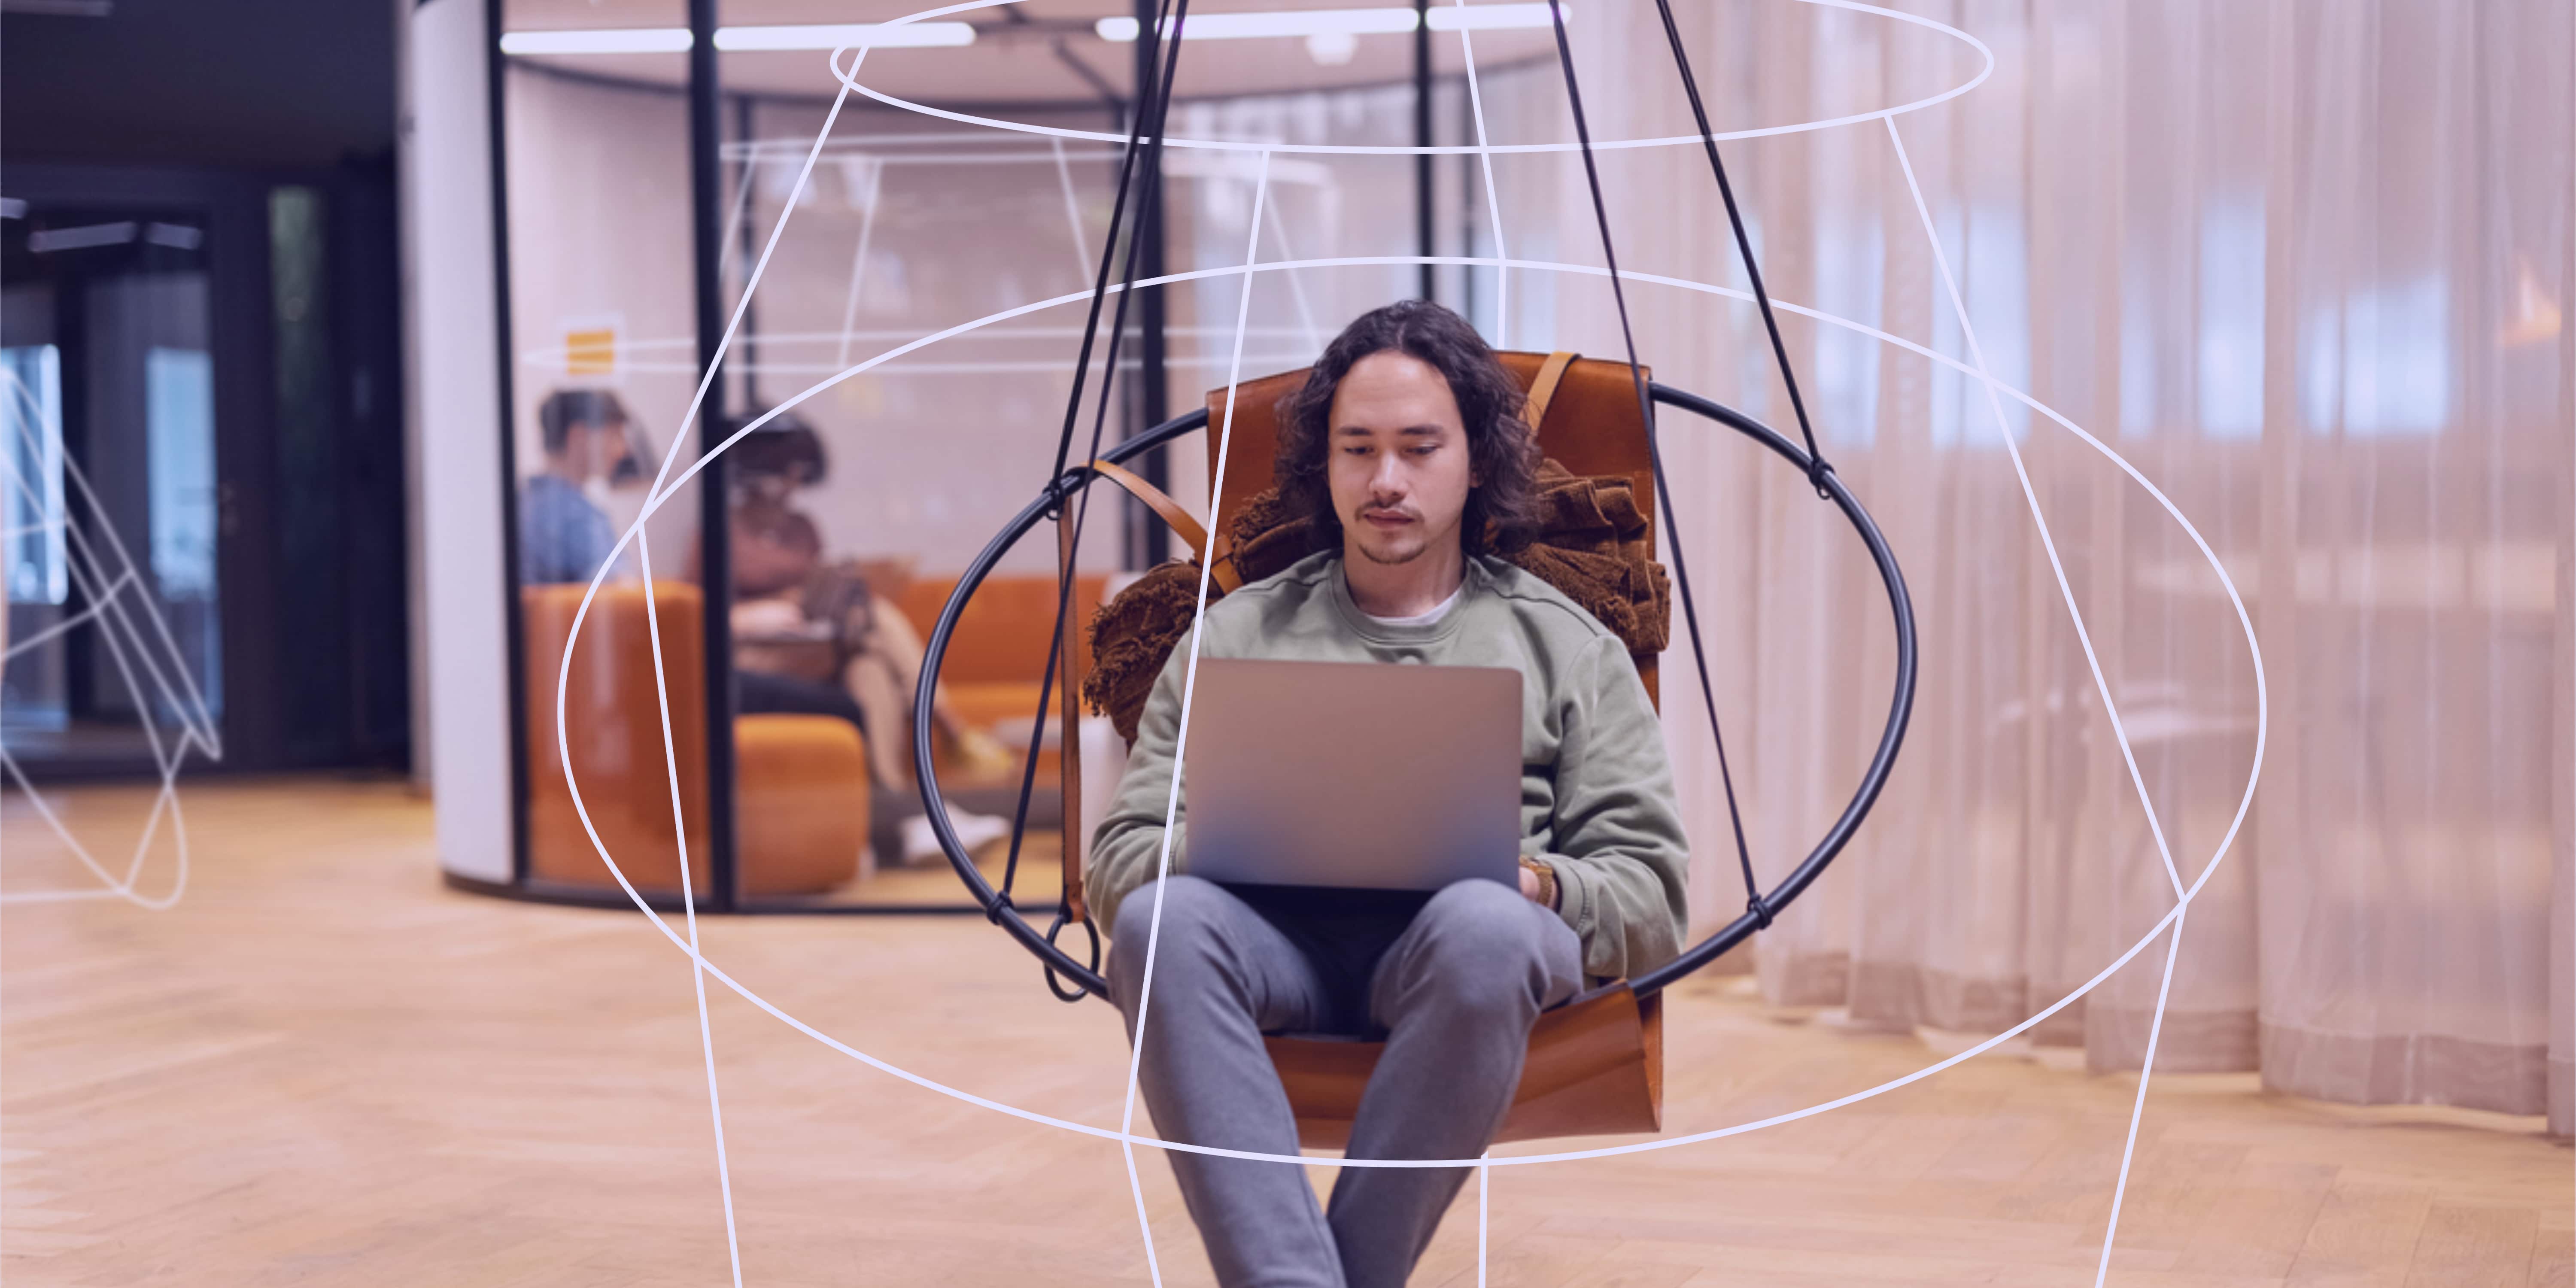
left=914, top=385, right=1917, bottom=1002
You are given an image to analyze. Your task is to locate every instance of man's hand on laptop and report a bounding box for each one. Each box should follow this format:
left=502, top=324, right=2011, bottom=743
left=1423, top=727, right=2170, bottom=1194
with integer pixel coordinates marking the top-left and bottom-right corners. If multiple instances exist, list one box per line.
left=1516, top=857, right=1559, bottom=910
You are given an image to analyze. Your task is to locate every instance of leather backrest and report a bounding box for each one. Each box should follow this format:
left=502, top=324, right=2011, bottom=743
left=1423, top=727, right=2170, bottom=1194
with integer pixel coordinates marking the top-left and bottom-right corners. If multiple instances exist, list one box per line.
left=1201, top=352, right=1654, bottom=567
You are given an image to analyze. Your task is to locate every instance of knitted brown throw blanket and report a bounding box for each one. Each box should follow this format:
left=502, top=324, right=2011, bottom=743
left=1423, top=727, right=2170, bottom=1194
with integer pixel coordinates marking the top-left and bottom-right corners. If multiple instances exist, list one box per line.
left=1083, top=460, right=1671, bottom=743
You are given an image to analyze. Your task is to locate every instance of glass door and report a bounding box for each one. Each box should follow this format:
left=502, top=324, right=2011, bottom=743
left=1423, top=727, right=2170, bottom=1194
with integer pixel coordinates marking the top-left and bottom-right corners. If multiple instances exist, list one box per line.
left=1, top=206, right=221, bottom=771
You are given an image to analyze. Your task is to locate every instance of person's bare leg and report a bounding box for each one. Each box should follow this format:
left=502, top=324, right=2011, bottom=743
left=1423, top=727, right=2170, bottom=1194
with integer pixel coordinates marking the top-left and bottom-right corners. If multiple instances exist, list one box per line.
left=838, top=648, right=911, bottom=788
left=859, top=604, right=1012, bottom=775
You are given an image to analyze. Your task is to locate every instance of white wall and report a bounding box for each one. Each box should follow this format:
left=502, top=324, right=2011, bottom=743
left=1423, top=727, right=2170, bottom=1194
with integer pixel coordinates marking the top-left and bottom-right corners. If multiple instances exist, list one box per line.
left=401, top=0, right=511, bottom=882
left=502, top=65, right=704, bottom=569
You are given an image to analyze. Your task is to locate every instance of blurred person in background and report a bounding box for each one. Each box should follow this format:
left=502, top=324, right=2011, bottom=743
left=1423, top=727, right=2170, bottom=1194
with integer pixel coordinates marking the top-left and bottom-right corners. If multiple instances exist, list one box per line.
left=519, top=389, right=642, bottom=585
left=723, top=414, right=1014, bottom=862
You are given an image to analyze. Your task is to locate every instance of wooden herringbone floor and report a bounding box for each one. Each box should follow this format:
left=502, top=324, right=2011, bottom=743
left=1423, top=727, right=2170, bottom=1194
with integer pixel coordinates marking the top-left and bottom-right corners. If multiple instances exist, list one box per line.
left=2, top=778, right=2567, bottom=1286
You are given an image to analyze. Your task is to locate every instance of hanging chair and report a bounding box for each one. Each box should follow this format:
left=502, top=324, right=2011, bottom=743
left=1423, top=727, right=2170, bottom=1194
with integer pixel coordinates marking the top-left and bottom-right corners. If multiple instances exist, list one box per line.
left=911, top=350, right=1916, bottom=1146
left=905, top=0, right=1915, bottom=1151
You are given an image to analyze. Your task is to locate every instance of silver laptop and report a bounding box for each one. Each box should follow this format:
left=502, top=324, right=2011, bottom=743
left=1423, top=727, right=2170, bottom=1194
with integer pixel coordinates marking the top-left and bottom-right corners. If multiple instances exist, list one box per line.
left=1183, top=658, right=1523, bottom=892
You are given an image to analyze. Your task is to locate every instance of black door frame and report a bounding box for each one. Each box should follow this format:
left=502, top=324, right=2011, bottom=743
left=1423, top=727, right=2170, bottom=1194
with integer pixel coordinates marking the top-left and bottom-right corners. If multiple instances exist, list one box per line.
left=2, top=163, right=278, bottom=780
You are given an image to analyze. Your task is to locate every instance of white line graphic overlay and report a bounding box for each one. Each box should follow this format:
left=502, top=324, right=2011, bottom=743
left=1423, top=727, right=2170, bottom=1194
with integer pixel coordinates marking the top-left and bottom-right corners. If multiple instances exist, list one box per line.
left=632, top=519, right=746, bottom=1288
left=0, top=368, right=219, bottom=911
left=532, top=25, right=2268, bottom=1288
left=558, top=249, right=2267, bottom=1173
left=1884, top=114, right=2214, bottom=1285
left=1454, top=0, right=1512, bottom=347
left=553, top=47, right=870, bottom=1277
left=1116, top=147, right=1273, bottom=1288
left=829, top=0, right=1996, bottom=158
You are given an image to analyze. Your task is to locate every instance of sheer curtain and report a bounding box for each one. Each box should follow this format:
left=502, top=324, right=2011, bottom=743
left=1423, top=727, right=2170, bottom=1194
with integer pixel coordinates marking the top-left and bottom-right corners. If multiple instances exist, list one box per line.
left=1492, top=0, right=2570, bottom=1131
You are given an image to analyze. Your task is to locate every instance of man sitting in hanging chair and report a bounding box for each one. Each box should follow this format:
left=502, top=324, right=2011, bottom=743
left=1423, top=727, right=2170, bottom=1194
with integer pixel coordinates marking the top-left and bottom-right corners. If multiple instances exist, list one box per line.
left=1088, top=300, right=1690, bottom=1288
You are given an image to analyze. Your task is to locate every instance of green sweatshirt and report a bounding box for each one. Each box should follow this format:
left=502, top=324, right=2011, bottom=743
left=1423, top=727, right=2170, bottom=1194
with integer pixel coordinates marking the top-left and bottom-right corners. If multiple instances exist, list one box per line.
left=1088, top=551, right=1690, bottom=980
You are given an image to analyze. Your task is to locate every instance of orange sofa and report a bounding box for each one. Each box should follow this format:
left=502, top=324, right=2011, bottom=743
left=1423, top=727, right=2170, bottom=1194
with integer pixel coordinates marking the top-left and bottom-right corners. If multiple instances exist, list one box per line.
left=896, top=572, right=1106, bottom=784
left=521, top=581, right=871, bottom=898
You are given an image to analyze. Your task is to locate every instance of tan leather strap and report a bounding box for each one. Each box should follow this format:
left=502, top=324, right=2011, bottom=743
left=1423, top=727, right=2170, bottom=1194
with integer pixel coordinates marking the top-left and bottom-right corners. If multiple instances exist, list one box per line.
left=1525, top=350, right=1579, bottom=433
left=1055, top=510, right=1089, bottom=923
left=1060, top=455, right=1258, bottom=917
left=1088, top=458, right=1242, bottom=592
left=1089, top=459, right=1207, bottom=559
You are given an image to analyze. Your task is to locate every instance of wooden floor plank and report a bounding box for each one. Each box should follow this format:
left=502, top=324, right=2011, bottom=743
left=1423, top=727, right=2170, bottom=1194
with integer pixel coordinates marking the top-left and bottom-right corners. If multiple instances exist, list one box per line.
left=2529, top=1227, right=2574, bottom=1288
left=2177, top=1162, right=2340, bottom=1279
left=2404, top=1204, right=2538, bottom=1288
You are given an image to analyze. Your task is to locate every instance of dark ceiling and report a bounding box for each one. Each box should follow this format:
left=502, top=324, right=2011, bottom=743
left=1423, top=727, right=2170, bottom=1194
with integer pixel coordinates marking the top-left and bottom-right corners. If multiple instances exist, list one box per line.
left=2, top=0, right=397, bottom=171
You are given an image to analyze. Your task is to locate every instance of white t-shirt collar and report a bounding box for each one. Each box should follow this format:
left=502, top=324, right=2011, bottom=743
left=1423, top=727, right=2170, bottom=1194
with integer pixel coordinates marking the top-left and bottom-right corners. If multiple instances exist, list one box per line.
left=1358, top=580, right=1466, bottom=628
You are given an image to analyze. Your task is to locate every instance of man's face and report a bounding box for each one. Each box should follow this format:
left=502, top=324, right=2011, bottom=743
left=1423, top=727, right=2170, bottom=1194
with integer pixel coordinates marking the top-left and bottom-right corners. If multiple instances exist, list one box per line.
left=565, top=419, right=626, bottom=482
left=1326, top=350, right=1476, bottom=568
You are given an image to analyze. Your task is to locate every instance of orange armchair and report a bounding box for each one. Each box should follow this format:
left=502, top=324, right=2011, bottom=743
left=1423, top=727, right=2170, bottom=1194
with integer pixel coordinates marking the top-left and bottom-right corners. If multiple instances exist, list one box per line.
left=521, top=581, right=870, bottom=898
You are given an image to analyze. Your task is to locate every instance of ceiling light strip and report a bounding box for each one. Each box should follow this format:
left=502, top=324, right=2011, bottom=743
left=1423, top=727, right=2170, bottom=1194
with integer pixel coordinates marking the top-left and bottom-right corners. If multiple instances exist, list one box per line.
left=1096, top=3, right=1563, bottom=42
left=714, top=23, right=975, bottom=51
left=499, top=23, right=975, bottom=57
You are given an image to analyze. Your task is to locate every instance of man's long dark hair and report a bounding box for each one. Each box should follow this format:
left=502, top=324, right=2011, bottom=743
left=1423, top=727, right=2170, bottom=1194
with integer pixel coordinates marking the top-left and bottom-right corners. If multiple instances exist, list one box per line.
left=1274, top=300, right=1541, bottom=556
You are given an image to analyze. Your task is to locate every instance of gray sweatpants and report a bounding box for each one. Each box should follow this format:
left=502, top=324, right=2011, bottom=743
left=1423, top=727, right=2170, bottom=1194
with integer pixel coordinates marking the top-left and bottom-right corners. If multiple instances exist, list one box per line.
left=1108, top=875, right=1584, bottom=1288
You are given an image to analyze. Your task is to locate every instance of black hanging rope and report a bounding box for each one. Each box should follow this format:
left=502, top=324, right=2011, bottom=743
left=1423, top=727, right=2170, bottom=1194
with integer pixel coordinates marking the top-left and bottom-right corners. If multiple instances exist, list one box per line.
left=923, top=4, right=1919, bottom=1006
left=1647, top=0, right=1833, bottom=498
left=1545, top=5, right=1767, bottom=927
left=1045, top=0, right=1183, bottom=486
left=993, top=0, right=1193, bottom=926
